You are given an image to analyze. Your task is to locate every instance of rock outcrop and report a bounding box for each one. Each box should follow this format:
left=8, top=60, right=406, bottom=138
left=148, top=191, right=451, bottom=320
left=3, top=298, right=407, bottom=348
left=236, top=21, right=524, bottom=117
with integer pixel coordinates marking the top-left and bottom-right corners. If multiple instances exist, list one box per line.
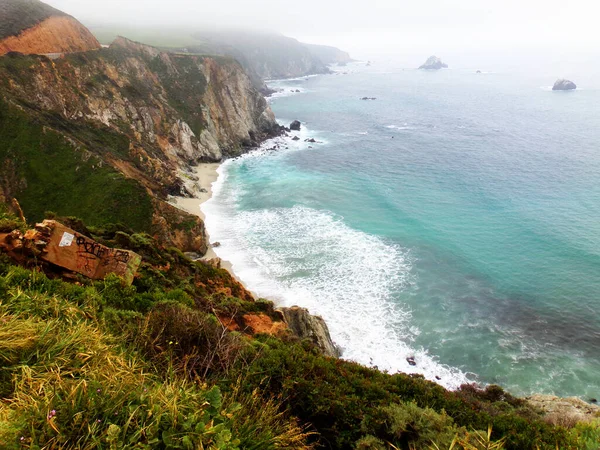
left=0, top=0, right=100, bottom=56
left=526, top=394, right=600, bottom=425
left=290, top=120, right=302, bottom=131
left=419, top=56, right=448, bottom=70
left=280, top=306, right=341, bottom=358
left=552, top=79, right=577, bottom=91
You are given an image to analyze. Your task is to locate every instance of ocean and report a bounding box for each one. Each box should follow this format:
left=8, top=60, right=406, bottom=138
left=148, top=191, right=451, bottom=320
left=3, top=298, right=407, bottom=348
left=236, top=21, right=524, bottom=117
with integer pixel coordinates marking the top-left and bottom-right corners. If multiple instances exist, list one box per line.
left=202, top=61, right=600, bottom=398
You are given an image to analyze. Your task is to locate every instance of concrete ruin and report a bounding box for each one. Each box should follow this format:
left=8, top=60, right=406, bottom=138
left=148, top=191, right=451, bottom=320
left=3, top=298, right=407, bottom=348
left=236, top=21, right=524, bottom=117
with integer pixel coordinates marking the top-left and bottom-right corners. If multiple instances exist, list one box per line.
left=0, top=220, right=141, bottom=285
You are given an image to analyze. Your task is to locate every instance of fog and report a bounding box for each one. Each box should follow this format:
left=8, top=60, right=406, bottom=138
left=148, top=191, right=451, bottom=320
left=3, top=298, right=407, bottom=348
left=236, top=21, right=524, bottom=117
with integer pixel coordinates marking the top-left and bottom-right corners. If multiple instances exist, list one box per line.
left=46, top=0, right=599, bottom=69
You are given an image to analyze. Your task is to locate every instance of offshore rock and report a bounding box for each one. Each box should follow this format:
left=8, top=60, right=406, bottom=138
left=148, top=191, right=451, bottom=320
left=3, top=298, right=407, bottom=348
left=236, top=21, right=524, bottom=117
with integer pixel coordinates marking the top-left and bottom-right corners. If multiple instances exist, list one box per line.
left=290, top=120, right=302, bottom=131
left=419, top=55, right=448, bottom=70
left=280, top=306, right=341, bottom=357
left=552, top=79, right=577, bottom=91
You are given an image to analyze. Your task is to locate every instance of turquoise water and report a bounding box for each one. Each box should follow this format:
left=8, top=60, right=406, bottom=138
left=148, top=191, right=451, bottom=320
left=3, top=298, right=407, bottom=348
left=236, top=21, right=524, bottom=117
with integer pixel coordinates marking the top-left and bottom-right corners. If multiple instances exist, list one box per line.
left=203, top=63, right=600, bottom=397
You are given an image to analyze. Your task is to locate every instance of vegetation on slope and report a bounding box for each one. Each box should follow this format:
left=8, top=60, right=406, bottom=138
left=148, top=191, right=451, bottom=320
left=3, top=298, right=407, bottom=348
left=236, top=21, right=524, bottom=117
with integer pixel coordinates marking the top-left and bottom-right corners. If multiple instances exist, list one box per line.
left=0, top=0, right=66, bottom=40
left=0, top=208, right=599, bottom=449
left=0, top=98, right=154, bottom=231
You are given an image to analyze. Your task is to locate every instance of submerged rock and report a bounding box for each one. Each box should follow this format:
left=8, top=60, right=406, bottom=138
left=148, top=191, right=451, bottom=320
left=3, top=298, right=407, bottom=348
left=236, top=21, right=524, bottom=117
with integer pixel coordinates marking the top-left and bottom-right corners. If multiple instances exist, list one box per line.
left=290, top=120, right=302, bottom=131
left=406, top=356, right=417, bottom=366
left=419, top=56, right=448, bottom=70
left=552, top=79, right=577, bottom=91
left=280, top=306, right=341, bottom=357
left=292, top=136, right=300, bottom=141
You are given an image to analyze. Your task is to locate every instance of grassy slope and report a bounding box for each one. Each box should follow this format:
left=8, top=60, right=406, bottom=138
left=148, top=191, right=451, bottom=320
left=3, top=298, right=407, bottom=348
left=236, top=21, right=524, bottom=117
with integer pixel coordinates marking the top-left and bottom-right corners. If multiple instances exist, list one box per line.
left=0, top=97, right=154, bottom=231
left=0, top=208, right=598, bottom=449
left=0, top=0, right=67, bottom=40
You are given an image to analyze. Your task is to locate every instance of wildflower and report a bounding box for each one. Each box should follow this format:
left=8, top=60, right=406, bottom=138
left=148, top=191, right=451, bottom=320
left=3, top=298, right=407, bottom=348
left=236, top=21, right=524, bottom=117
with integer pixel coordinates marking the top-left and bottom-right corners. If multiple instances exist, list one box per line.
left=97, top=388, right=102, bottom=393
left=20, top=437, right=24, bottom=441
left=47, top=410, right=57, bottom=420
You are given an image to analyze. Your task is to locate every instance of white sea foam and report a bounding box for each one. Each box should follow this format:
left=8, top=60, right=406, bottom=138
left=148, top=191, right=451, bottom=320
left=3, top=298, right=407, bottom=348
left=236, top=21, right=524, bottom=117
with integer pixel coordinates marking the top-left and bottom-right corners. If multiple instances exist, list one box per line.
left=267, top=74, right=320, bottom=83
left=386, top=123, right=414, bottom=130
left=202, top=140, right=471, bottom=389
left=268, top=89, right=305, bottom=102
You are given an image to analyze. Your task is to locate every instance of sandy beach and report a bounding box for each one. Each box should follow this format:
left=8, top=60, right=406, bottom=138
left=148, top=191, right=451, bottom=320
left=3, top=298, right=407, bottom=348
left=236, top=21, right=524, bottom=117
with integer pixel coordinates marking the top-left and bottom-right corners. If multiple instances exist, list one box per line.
left=171, top=163, right=238, bottom=277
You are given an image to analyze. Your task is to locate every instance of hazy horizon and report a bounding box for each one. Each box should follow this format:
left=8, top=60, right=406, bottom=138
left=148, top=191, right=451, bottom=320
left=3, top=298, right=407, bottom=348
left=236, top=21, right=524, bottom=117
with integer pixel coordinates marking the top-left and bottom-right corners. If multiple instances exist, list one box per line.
left=43, top=0, right=600, bottom=78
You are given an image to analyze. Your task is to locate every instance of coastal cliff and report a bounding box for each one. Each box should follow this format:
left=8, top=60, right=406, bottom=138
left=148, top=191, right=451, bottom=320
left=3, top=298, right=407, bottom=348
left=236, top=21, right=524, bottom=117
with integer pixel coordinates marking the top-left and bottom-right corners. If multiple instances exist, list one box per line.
left=186, top=30, right=332, bottom=81
left=303, top=43, right=353, bottom=65
left=1, top=3, right=598, bottom=449
left=0, top=36, right=278, bottom=249
left=0, top=0, right=100, bottom=55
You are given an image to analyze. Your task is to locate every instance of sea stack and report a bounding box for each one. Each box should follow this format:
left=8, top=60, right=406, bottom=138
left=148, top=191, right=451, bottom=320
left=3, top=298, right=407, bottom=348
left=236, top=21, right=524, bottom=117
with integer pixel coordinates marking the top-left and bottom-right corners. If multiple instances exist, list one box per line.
left=419, top=55, right=448, bottom=70
left=552, top=79, right=577, bottom=91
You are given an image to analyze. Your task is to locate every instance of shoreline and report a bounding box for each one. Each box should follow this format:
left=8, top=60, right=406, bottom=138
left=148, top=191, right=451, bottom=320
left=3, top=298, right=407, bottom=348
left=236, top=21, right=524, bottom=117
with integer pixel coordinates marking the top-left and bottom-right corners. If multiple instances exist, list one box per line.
left=166, top=126, right=600, bottom=407
left=171, top=162, right=239, bottom=280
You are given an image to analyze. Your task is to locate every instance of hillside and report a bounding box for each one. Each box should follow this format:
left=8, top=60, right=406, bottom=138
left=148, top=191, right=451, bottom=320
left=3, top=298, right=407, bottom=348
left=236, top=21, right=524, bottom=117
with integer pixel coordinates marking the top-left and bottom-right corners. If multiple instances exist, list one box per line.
left=0, top=0, right=100, bottom=55
left=303, top=42, right=353, bottom=65
left=1, top=2, right=599, bottom=449
left=0, top=36, right=279, bottom=249
left=0, top=207, right=599, bottom=449
left=89, top=26, right=352, bottom=89
left=0, top=0, right=66, bottom=39
left=185, top=30, right=332, bottom=79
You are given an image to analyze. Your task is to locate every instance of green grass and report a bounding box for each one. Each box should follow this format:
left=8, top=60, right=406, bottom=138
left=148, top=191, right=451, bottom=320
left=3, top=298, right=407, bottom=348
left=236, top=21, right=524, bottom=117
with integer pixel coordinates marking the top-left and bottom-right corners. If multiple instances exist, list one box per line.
left=0, top=211, right=598, bottom=449
left=0, top=98, right=153, bottom=231
left=0, top=259, right=313, bottom=449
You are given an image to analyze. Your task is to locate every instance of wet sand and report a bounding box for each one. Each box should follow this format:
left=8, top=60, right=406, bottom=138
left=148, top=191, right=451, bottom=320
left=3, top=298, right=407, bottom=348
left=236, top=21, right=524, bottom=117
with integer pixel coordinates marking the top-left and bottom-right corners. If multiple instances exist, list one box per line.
left=171, top=163, right=236, bottom=276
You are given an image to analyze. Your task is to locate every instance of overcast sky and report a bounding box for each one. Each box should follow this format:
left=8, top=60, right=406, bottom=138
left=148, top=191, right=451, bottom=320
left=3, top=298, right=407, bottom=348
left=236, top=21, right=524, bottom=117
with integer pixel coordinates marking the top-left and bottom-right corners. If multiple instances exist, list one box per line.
left=46, top=0, right=599, bottom=60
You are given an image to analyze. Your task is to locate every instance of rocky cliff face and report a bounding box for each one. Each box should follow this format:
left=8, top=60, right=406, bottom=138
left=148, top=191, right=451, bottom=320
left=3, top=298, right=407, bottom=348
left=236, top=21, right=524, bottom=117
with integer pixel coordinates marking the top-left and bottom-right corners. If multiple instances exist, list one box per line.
left=0, top=36, right=279, bottom=250
left=0, top=37, right=278, bottom=194
left=0, top=0, right=100, bottom=55
left=281, top=306, right=341, bottom=358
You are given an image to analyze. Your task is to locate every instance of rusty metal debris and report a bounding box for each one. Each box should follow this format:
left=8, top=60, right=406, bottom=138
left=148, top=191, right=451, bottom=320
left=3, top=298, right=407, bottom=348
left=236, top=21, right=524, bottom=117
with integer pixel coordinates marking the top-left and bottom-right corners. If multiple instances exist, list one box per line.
left=0, top=220, right=141, bottom=285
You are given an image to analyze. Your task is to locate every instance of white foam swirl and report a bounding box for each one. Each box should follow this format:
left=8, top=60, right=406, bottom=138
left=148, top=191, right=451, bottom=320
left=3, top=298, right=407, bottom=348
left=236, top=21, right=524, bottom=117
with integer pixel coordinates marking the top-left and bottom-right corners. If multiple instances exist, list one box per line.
left=202, top=148, right=470, bottom=389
